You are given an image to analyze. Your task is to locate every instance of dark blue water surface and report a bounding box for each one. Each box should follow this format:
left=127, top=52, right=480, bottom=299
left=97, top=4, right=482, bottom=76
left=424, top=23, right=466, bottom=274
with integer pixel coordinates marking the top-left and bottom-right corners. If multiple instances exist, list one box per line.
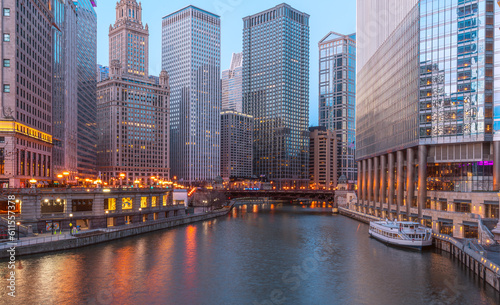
left=0, top=202, right=498, bottom=305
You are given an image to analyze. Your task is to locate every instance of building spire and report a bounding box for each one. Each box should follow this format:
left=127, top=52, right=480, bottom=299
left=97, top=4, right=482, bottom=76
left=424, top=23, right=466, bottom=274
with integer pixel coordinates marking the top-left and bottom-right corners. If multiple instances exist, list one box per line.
left=114, top=0, right=143, bottom=26
left=109, top=0, right=149, bottom=77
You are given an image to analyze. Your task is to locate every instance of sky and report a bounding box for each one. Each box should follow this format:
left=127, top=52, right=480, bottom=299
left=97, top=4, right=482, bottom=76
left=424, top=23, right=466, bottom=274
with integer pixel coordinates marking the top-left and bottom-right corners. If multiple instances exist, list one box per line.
left=95, top=0, right=356, bottom=126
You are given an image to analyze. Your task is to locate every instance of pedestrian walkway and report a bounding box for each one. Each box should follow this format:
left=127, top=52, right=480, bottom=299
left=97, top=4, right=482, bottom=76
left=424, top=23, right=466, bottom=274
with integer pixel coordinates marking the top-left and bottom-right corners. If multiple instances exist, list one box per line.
left=0, top=232, right=74, bottom=250
left=0, top=211, right=209, bottom=250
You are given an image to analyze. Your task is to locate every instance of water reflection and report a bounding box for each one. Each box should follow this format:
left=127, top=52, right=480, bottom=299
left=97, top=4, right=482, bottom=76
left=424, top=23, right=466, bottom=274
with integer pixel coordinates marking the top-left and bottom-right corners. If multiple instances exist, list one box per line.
left=0, top=201, right=498, bottom=305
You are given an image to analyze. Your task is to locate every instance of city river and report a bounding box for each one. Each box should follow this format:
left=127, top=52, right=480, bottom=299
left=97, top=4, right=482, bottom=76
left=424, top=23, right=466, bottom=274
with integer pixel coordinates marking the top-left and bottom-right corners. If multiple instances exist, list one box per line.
left=1, top=202, right=499, bottom=304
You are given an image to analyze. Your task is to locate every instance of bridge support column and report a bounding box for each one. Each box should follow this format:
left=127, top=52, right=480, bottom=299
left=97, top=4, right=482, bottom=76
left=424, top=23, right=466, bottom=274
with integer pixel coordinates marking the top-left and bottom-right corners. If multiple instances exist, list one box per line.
left=379, top=154, right=386, bottom=212
left=396, top=150, right=404, bottom=219
left=418, top=145, right=428, bottom=220
left=373, top=156, right=379, bottom=216
left=388, top=153, right=395, bottom=219
left=406, top=148, right=415, bottom=217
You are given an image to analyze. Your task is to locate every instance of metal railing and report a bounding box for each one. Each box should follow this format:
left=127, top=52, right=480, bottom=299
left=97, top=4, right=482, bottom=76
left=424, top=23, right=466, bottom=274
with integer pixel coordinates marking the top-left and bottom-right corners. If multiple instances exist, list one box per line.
left=0, top=233, right=73, bottom=250
left=471, top=213, right=496, bottom=244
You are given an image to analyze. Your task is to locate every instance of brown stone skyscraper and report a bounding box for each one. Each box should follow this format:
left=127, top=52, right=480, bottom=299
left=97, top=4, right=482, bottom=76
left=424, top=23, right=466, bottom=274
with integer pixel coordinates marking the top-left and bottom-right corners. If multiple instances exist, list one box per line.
left=97, top=0, right=170, bottom=186
left=109, top=0, right=149, bottom=77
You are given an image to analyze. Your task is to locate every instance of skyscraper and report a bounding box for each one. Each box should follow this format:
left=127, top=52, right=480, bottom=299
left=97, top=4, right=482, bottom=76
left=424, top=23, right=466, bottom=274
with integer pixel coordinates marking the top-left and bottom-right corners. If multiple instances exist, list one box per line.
left=97, top=0, right=170, bottom=186
left=309, top=126, right=337, bottom=190
left=318, top=32, right=356, bottom=183
left=0, top=0, right=54, bottom=187
left=242, top=3, right=310, bottom=189
left=222, top=53, right=243, bottom=112
left=97, top=64, right=109, bottom=82
left=52, top=0, right=78, bottom=180
left=221, top=110, right=253, bottom=179
left=356, top=0, right=500, bottom=239
left=109, top=0, right=148, bottom=77
left=75, top=0, right=98, bottom=179
left=162, top=6, right=221, bottom=183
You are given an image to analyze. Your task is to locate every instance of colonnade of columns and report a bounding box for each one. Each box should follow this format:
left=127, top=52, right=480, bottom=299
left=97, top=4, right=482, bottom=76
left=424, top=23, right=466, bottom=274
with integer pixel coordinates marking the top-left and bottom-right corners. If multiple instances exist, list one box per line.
left=357, top=145, right=428, bottom=221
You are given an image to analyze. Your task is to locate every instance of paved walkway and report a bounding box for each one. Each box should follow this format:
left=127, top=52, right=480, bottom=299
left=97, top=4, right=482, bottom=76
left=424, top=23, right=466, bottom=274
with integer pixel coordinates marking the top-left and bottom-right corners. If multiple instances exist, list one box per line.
left=0, top=211, right=211, bottom=250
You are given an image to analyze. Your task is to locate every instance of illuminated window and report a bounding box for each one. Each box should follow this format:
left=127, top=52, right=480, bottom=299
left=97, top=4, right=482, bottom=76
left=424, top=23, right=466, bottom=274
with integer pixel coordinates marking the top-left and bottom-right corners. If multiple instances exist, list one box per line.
left=122, top=197, right=132, bottom=210
left=141, top=196, right=148, bottom=208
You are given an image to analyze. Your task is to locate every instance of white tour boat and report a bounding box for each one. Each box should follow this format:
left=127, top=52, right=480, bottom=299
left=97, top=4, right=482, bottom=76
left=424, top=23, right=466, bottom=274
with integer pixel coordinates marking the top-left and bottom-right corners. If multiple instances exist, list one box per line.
left=369, top=220, right=433, bottom=250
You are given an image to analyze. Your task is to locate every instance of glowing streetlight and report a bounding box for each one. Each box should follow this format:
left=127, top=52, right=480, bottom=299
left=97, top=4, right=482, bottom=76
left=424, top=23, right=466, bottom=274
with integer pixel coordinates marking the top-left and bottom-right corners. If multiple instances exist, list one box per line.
left=16, top=222, right=20, bottom=240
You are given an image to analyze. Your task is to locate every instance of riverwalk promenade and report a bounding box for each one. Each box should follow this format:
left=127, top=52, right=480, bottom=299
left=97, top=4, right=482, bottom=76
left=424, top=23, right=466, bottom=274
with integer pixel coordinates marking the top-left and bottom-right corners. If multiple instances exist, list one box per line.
left=0, top=207, right=232, bottom=259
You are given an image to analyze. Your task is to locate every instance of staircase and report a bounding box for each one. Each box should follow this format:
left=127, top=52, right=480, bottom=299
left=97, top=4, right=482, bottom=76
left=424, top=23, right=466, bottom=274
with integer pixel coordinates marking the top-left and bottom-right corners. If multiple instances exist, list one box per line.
left=0, top=216, right=33, bottom=236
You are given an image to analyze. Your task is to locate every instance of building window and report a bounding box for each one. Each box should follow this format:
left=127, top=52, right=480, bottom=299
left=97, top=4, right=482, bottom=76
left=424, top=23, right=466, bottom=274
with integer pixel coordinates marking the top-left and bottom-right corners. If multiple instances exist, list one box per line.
left=3, top=85, right=10, bottom=93
left=3, top=34, right=10, bottom=42
left=3, top=59, right=10, bottom=67
left=3, top=8, right=10, bottom=16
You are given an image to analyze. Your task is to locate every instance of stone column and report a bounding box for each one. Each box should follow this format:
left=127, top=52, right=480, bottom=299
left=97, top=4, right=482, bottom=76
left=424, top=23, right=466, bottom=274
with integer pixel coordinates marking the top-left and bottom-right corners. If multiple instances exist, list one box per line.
left=494, top=141, right=500, bottom=191
left=373, top=157, right=379, bottom=213
left=65, top=197, right=73, bottom=216
left=379, top=154, right=387, bottom=210
left=418, top=145, right=428, bottom=220
left=388, top=153, right=395, bottom=214
left=367, top=158, right=373, bottom=209
left=396, top=150, right=404, bottom=217
left=406, top=148, right=415, bottom=216
left=362, top=159, right=367, bottom=206
left=116, top=196, right=123, bottom=213
left=92, top=193, right=105, bottom=217
left=357, top=161, right=362, bottom=206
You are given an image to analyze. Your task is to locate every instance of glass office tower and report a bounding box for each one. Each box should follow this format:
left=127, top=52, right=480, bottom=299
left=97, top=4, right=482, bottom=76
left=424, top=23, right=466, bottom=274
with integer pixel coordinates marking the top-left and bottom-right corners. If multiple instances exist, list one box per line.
left=318, top=32, right=357, bottom=183
left=53, top=0, right=78, bottom=180
left=356, top=0, right=500, bottom=240
left=242, top=3, right=310, bottom=188
left=419, top=0, right=494, bottom=193
left=75, top=0, right=98, bottom=179
left=222, top=53, right=243, bottom=112
left=162, top=6, right=221, bottom=183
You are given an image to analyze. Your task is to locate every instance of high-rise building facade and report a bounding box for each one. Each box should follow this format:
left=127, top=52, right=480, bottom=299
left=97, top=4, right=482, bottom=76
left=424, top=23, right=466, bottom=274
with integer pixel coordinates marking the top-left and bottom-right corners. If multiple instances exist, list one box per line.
left=162, top=6, right=221, bottom=183
left=109, top=0, right=148, bottom=77
left=356, top=0, right=500, bottom=240
left=0, top=0, right=54, bottom=187
left=222, top=53, right=243, bottom=112
left=221, top=110, right=253, bottom=179
left=97, top=64, right=109, bottom=82
left=242, top=3, right=310, bottom=188
left=318, top=32, right=357, bottom=183
left=97, top=0, right=170, bottom=186
left=52, top=0, right=78, bottom=180
left=75, top=0, right=98, bottom=179
left=309, top=127, right=337, bottom=190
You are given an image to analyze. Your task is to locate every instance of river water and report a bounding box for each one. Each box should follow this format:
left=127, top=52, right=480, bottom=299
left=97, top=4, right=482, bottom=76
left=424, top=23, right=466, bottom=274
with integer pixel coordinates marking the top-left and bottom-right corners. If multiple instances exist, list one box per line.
left=0, top=202, right=498, bottom=305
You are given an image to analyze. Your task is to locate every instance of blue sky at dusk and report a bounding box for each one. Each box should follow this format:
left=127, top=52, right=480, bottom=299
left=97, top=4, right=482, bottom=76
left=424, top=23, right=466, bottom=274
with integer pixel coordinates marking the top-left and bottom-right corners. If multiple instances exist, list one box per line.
left=95, top=0, right=356, bottom=126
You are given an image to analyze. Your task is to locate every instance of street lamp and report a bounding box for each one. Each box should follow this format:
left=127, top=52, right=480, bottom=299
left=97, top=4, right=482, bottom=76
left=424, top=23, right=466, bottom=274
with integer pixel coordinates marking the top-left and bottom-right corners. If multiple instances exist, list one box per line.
left=69, top=213, right=73, bottom=235
left=119, top=173, right=126, bottom=187
left=16, top=222, right=20, bottom=240
left=139, top=208, right=142, bottom=222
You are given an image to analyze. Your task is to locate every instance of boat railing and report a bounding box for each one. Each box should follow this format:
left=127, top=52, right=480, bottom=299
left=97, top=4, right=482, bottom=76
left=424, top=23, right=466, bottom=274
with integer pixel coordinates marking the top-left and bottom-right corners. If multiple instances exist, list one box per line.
left=398, top=232, right=412, bottom=240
